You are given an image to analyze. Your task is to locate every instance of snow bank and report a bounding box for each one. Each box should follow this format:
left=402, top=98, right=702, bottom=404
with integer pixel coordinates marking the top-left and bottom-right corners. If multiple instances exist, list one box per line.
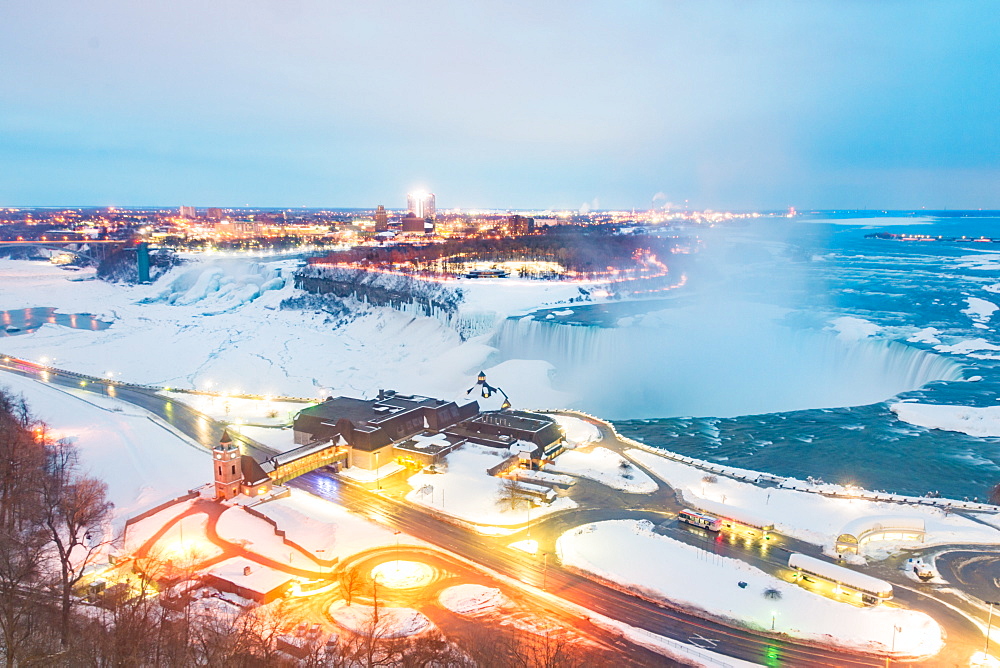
left=161, top=392, right=310, bottom=426
left=438, top=584, right=510, bottom=615
left=627, top=448, right=1000, bottom=553
left=252, top=489, right=416, bottom=560
left=551, top=447, right=657, bottom=493
left=557, top=520, right=943, bottom=657
left=891, top=402, right=1000, bottom=438
left=329, top=603, right=431, bottom=638
left=406, top=444, right=576, bottom=526
left=551, top=414, right=601, bottom=447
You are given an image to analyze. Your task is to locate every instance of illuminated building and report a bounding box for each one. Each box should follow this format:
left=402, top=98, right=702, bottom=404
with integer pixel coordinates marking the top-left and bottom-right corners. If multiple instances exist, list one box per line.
left=178, top=206, right=197, bottom=219
left=401, top=214, right=429, bottom=234
left=212, top=430, right=272, bottom=500
left=206, top=207, right=223, bottom=221
left=505, top=214, right=535, bottom=235
left=375, top=204, right=389, bottom=232
left=407, top=191, right=436, bottom=220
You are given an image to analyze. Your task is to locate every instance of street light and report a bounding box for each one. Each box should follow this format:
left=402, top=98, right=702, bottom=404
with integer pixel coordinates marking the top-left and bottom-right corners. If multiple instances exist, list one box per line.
left=986, top=601, right=1000, bottom=656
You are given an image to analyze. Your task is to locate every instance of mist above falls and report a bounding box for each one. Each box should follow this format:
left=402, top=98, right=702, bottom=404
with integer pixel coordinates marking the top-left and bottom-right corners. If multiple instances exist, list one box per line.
left=490, top=301, right=963, bottom=420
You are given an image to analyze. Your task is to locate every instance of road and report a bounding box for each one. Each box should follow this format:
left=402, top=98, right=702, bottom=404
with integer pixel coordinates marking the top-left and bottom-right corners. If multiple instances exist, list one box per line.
left=0, top=355, right=987, bottom=666
left=292, top=470, right=891, bottom=667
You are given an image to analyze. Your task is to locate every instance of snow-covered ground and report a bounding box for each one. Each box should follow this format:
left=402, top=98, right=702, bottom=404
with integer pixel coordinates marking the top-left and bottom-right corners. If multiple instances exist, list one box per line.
left=234, top=425, right=295, bottom=451
left=253, top=489, right=422, bottom=559
left=557, top=520, right=943, bottom=657
left=405, top=443, right=576, bottom=527
left=891, top=402, right=1000, bottom=438
left=161, top=391, right=312, bottom=425
left=0, top=258, right=576, bottom=411
left=0, top=372, right=209, bottom=528
left=329, top=603, right=431, bottom=638
left=550, top=414, right=601, bottom=447
left=628, top=448, right=1000, bottom=556
left=216, top=506, right=328, bottom=571
left=438, top=584, right=510, bottom=615
left=551, top=446, right=658, bottom=493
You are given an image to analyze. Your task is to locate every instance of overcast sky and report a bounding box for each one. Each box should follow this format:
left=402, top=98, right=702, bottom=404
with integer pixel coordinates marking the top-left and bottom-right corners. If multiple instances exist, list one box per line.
left=1, top=1, right=997, bottom=210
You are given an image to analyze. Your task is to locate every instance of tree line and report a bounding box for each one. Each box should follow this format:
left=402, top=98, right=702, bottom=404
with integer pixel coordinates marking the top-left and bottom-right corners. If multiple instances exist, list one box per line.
left=311, top=229, right=677, bottom=276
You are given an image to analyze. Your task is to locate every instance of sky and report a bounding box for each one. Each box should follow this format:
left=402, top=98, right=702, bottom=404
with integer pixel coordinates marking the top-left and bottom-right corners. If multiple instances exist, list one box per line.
left=0, top=1, right=997, bottom=211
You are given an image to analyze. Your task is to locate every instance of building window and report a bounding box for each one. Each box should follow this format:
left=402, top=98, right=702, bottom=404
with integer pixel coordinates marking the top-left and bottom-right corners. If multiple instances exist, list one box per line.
left=218, top=466, right=221, bottom=476
left=232, top=464, right=236, bottom=475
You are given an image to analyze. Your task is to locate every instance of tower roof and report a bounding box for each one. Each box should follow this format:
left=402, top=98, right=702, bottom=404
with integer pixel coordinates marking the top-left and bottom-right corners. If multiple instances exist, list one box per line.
left=218, top=429, right=238, bottom=450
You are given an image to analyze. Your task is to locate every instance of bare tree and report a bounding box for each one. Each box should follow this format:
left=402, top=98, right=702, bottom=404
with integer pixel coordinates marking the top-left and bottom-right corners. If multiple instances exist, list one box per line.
left=39, top=441, right=114, bottom=647
left=0, top=388, right=57, bottom=667
left=496, top=476, right=533, bottom=512
left=342, top=566, right=364, bottom=606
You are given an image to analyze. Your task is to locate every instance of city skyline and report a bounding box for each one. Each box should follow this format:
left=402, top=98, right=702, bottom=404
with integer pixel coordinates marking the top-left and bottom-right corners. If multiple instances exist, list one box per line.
left=1, top=1, right=998, bottom=211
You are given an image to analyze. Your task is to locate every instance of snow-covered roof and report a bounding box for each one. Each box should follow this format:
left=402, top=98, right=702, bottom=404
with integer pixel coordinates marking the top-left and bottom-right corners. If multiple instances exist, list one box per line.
left=788, top=553, right=893, bottom=598
left=207, top=557, right=295, bottom=596
left=839, top=515, right=925, bottom=539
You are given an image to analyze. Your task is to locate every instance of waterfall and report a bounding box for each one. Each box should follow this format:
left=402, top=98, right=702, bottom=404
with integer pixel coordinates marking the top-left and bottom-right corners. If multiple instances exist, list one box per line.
left=490, top=312, right=964, bottom=419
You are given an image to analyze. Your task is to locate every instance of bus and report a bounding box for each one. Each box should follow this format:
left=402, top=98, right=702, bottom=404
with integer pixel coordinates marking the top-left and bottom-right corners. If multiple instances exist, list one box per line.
left=678, top=509, right=723, bottom=531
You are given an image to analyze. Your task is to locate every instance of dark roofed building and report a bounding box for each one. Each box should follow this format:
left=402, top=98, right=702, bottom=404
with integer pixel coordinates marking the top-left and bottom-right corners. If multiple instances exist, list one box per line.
left=447, top=410, right=565, bottom=460
left=293, top=390, right=479, bottom=469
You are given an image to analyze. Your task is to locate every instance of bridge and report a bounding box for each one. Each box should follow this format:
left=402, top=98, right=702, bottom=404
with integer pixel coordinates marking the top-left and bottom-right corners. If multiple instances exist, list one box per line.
left=0, top=240, right=153, bottom=281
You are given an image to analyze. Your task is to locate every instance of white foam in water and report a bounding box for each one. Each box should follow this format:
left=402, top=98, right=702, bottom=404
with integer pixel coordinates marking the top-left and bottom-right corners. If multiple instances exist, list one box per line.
left=491, top=302, right=963, bottom=419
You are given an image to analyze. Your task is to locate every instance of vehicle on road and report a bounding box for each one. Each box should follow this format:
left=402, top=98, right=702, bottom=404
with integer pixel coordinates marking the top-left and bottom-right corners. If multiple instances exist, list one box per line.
left=678, top=509, right=723, bottom=531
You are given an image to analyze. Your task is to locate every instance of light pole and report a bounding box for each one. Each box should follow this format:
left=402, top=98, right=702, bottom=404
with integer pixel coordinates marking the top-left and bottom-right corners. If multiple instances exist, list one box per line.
left=986, top=601, right=998, bottom=656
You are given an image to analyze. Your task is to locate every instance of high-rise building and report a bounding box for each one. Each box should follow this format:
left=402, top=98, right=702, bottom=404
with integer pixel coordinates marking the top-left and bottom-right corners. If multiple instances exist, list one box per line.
left=407, top=191, right=436, bottom=220
left=374, top=204, right=388, bottom=232
left=505, top=215, right=535, bottom=235
left=178, top=205, right=197, bottom=219
left=206, top=207, right=224, bottom=221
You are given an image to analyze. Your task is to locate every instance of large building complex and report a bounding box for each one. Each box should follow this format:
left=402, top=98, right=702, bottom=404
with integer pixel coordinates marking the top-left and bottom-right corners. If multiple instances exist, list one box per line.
left=212, top=389, right=567, bottom=501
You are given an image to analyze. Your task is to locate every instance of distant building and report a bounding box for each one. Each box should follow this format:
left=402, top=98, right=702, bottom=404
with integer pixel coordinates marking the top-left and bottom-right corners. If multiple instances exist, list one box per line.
left=374, top=205, right=389, bottom=232
left=178, top=206, right=197, bottom=219
left=206, top=207, right=224, bottom=221
left=293, top=391, right=478, bottom=469
left=406, top=191, right=436, bottom=220
left=401, top=214, right=430, bottom=234
left=505, top=214, right=535, bottom=235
